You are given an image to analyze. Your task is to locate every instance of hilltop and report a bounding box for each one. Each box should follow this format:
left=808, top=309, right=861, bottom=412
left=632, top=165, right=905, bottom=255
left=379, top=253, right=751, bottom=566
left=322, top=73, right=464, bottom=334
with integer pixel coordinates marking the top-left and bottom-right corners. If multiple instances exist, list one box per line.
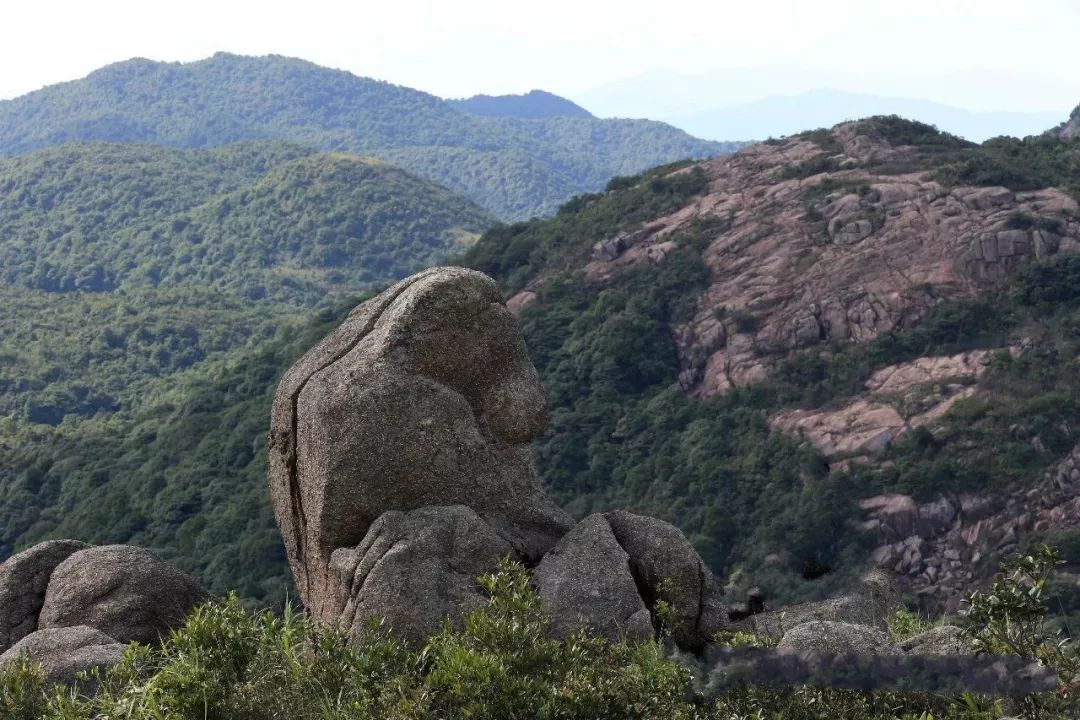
left=447, top=89, right=593, bottom=119
left=0, top=53, right=736, bottom=219
left=1050, top=103, right=1080, bottom=139
left=464, top=117, right=1080, bottom=610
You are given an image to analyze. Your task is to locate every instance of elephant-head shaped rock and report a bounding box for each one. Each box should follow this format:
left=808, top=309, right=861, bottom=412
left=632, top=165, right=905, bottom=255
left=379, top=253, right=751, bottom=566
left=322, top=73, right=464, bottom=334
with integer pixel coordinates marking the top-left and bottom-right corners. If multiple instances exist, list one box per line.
left=268, top=267, right=574, bottom=619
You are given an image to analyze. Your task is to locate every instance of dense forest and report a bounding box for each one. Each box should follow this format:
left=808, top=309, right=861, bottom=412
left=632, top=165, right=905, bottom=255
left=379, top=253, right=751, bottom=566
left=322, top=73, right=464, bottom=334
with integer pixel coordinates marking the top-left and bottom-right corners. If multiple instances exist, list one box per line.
left=0, top=53, right=740, bottom=219
left=0, top=142, right=494, bottom=423
left=0, top=140, right=502, bottom=602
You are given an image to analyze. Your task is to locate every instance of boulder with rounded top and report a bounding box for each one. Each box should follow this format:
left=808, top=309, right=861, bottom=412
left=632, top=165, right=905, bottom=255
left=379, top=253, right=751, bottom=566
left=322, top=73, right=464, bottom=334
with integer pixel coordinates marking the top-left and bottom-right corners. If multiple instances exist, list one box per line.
left=38, top=545, right=210, bottom=645
left=0, top=539, right=89, bottom=654
left=268, top=267, right=573, bottom=620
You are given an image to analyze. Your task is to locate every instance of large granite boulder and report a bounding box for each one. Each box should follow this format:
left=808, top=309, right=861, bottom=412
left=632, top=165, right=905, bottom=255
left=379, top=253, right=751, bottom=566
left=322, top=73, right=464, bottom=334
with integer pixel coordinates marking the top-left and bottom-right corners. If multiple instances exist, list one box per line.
left=778, top=620, right=901, bottom=655
left=268, top=267, right=573, bottom=619
left=534, top=515, right=655, bottom=642
left=38, top=545, right=210, bottom=645
left=0, top=540, right=88, bottom=653
left=0, top=626, right=125, bottom=690
left=332, top=505, right=514, bottom=646
left=604, top=510, right=726, bottom=650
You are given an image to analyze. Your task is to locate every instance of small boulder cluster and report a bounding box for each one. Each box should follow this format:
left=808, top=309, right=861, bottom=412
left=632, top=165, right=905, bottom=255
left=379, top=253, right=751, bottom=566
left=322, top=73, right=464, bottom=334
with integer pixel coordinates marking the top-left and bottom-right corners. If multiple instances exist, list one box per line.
left=0, top=541, right=208, bottom=687
left=268, top=268, right=729, bottom=650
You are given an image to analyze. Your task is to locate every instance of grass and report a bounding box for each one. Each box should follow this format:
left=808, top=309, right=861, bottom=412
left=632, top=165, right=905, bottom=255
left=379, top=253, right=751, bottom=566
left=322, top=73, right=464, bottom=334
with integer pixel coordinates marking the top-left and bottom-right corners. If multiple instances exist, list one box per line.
left=4, top=553, right=1080, bottom=719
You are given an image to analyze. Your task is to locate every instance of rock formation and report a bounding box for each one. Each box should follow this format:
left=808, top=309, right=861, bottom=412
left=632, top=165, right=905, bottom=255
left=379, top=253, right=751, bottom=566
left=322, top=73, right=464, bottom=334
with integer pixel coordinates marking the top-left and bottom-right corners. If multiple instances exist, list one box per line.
left=603, top=511, right=727, bottom=650
left=38, top=545, right=210, bottom=645
left=332, top=505, right=515, bottom=646
left=1049, top=104, right=1080, bottom=139
left=739, top=569, right=901, bottom=640
left=0, top=540, right=209, bottom=687
left=777, top=620, right=901, bottom=655
left=534, top=515, right=655, bottom=643
left=269, top=267, right=730, bottom=650
left=770, top=347, right=1019, bottom=463
left=0, top=539, right=88, bottom=654
left=554, top=120, right=1080, bottom=398
left=268, top=267, right=575, bottom=621
left=861, top=443, right=1080, bottom=610
left=0, top=626, right=126, bottom=690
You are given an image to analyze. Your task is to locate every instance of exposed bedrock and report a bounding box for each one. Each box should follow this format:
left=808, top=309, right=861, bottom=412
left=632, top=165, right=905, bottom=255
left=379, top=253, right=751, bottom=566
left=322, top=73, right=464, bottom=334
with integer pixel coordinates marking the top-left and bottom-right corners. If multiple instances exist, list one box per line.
left=331, top=505, right=515, bottom=646
left=0, top=539, right=89, bottom=654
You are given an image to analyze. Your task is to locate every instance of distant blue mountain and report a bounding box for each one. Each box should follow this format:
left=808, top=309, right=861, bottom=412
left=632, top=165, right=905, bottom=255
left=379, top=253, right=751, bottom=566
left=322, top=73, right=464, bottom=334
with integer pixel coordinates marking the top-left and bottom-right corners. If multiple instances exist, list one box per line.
left=668, top=89, right=1065, bottom=143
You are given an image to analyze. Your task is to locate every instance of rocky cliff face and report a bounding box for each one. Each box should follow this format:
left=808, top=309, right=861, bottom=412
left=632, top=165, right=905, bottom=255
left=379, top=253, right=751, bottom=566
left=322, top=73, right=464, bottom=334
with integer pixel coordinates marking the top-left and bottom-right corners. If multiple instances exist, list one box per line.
left=530, top=121, right=1080, bottom=398
left=489, top=119, right=1080, bottom=610
left=770, top=347, right=1020, bottom=463
left=860, top=444, right=1080, bottom=611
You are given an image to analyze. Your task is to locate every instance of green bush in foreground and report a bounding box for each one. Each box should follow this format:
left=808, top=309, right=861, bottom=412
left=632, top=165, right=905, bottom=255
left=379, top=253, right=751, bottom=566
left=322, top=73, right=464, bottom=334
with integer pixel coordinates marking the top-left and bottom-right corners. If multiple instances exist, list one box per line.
left=3, top=555, right=1079, bottom=720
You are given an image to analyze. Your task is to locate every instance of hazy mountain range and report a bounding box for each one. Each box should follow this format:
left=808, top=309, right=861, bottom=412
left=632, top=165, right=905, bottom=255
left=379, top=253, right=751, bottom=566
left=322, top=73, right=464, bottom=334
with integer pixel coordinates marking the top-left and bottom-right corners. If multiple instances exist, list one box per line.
left=575, top=67, right=1080, bottom=142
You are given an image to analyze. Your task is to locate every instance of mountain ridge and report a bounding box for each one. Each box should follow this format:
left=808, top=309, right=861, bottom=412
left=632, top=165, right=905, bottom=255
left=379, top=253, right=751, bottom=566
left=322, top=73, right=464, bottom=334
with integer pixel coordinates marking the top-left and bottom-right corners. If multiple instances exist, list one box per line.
left=447, top=89, right=593, bottom=119
left=0, top=52, right=736, bottom=220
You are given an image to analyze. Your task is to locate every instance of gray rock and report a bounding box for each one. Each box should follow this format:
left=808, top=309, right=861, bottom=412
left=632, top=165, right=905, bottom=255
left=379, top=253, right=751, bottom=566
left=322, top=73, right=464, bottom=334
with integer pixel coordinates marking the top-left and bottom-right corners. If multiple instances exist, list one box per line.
left=876, top=495, right=918, bottom=543
left=332, top=505, right=514, bottom=646
left=900, top=625, right=971, bottom=655
left=917, top=496, right=957, bottom=538
left=38, top=545, right=210, bottom=645
left=0, top=626, right=125, bottom=690
left=268, top=268, right=573, bottom=620
left=534, top=515, right=654, bottom=642
left=604, top=510, right=726, bottom=650
left=748, top=570, right=900, bottom=640
left=0, top=539, right=89, bottom=653
left=778, top=620, right=901, bottom=655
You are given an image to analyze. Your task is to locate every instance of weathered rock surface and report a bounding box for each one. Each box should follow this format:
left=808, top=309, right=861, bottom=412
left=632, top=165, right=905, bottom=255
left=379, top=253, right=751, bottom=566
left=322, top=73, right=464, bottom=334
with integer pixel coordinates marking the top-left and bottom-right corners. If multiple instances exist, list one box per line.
left=771, top=348, right=1015, bottom=461
left=0, top=539, right=88, bottom=653
left=1050, top=105, right=1080, bottom=139
left=900, top=625, right=970, bottom=655
left=0, top=626, right=125, bottom=689
left=573, top=121, right=1079, bottom=398
left=268, top=267, right=574, bottom=619
left=863, top=444, right=1080, bottom=610
left=332, top=505, right=514, bottom=646
left=772, top=399, right=906, bottom=459
left=534, top=514, right=654, bottom=642
left=39, top=545, right=210, bottom=645
left=778, top=620, right=901, bottom=655
left=604, top=510, right=726, bottom=650
left=745, top=570, right=900, bottom=640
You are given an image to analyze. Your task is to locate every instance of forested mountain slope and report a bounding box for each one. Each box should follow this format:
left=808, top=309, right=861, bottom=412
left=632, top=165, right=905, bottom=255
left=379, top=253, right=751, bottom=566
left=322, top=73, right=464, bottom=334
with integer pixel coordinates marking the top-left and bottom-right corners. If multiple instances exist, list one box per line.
left=7, top=118, right=1080, bottom=616
left=0, top=142, right=497, bottom=601
left=464, top=117, right=1080, bottom=610
left=0, top=141, right=493, bottom=421
left=0, top=53, right=736, bottom=219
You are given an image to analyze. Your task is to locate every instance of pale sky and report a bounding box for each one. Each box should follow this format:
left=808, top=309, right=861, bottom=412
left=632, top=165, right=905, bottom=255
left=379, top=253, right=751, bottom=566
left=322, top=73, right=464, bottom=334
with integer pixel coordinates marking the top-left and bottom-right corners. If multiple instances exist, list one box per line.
left=3, top=0, right=1079, bottom=112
